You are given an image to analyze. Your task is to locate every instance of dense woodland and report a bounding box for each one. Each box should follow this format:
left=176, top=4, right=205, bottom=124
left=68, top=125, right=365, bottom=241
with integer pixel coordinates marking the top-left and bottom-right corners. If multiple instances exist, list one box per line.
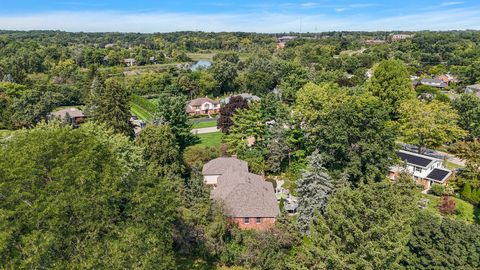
left=1, top=30, right=480, bottom=269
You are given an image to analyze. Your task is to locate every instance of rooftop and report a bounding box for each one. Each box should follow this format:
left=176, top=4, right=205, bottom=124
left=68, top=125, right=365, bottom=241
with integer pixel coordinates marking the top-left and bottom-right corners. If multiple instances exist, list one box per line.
left=202, top=157, right=248, bottom=175
left=212, top=170, right=279, bottom=218
left=396, top=150, right=438, bottom=168
left=51, top=107, right=85, bottom=119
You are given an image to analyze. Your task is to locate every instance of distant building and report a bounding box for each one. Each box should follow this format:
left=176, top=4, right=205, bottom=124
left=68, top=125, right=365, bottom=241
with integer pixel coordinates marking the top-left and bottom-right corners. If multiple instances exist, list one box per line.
left=124, top=58, right=137, bottom=67
left=420, top=78, right=447, bottom=88
left=186, top=97, right=220, bottom=116
left=436, top=74, right=458, bottom=85
left=363, top=39, right=386, bottom=45
left=391, top=34, right=413, bottom=41
left=389, top=150, right=452, bottom=190
left=221, top=93, right=261, bottom=104
left=50, top=108, right=85, bottom=125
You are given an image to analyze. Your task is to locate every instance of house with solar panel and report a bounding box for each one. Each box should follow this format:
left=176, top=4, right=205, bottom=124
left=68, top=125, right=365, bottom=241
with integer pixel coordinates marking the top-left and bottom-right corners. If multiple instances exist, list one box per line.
left=388, top=150, right=452, bottom=190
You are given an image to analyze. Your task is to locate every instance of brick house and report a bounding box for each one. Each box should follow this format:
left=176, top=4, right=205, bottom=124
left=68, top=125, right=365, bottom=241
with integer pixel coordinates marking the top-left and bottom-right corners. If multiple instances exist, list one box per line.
left=211, top=170, right=279, bottom=230
left=202, top=157, right=248, bottom=187
left=389, top=150, right=452, bottom=190
left=186, top=97, right=220, bottom=116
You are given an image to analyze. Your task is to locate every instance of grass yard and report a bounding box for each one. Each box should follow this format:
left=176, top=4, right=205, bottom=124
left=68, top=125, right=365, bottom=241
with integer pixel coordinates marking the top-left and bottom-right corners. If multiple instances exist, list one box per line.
left=191, top=120, right=217, bottom=129
left=421, top=193, right=479, bottom=223
left=130, top=102, right=152, bottom=120
left=196, top=132, right=223, bottom=148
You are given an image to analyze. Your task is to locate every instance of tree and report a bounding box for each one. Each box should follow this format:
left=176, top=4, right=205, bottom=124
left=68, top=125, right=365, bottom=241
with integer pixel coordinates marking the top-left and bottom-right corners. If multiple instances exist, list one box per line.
left=452, top=93, right=480, bottom=139
left=224, top=103, right=266, bottom=155
left=438, top=195, right=456, bottom=215
left=265, top=123, right=290, bottom=174
left=217, top=95, right=248, bottom=134
left=293, top=181, right=417, bottom=270
left=453, top=139, right=480, bottom=183
left=136, top=124, right=184, bottom=178
left=211, top=61, right=238, bottom=94
left=367, top=59, right=416, bottom=119
left=89, top=77, right=133, bottom=137
left=399, top=99, right=466, bottom=154
left=296, top=151, right=334, bottom=234
left=155, top=94, right=196, bottom=150
left=183, top=146, right=219, bottom=172
left=402, top=211, right=480, bottom=269
left=0, top=122, right=178, bottom=269
left=296, top=85, right=399, bottom=184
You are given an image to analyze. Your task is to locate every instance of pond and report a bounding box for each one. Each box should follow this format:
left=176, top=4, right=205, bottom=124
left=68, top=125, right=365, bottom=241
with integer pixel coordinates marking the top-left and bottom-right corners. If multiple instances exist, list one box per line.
left=190, top=60, right=212, bottom=71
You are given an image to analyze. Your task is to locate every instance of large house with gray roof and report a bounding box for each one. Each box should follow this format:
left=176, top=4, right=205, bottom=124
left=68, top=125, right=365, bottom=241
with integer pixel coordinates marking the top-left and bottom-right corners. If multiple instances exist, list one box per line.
left=388, top=150, right=452, bottom=190
left=203, top=157, right=279, bottom=230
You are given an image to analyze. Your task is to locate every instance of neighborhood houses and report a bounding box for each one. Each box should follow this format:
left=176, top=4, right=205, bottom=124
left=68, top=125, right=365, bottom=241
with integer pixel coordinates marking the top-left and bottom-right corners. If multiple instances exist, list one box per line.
left=203, top=157, right=279, bottom=230
left=186, top=97, right=220, bottom=116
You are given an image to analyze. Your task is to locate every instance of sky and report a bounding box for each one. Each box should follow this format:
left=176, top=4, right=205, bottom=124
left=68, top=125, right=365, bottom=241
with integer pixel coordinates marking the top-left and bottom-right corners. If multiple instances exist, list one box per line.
left=0, top=0, right=479, bottom=33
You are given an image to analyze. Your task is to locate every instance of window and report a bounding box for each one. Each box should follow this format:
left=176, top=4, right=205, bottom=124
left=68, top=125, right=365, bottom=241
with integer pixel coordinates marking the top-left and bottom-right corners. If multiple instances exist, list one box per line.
left=415, top=167, right=422, bottom=173
left=256, top=217, right=261, bottom=224
left=244, top=217, right=250, bottom=224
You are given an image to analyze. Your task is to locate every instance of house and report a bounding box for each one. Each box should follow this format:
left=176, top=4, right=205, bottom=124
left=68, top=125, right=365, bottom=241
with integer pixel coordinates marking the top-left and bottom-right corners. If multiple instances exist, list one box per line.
left=211, top=169, right=279, bottom=230
left=124, top=58, right=137, bottom=67
left=391, top=34, right=413, bottom=41
left=436, top=74, right=458, bottom=85
left=186, top=97, right=220, bottom=116
left=202, top=157, right=248, bottom=186
left=420, top=78, right=447, bottom=88
left=220, top=93, right=261, bottom=104
left=50, top=108, right=85, bottom=125
left=363, top=39, right=386, bottom=45
left=389, top=150, right=452, bottom=190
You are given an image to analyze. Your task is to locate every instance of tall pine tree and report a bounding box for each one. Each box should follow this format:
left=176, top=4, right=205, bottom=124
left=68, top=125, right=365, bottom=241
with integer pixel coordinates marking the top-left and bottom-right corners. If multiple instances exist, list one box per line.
left=297, top=151, right=334, bottom=234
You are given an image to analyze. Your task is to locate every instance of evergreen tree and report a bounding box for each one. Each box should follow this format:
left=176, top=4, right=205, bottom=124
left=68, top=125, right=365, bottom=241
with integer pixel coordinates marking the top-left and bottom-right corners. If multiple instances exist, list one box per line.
left=155, top=93, right=196, bottom=150
left=297, top=151, right=334, bottom=234
left=90, top=77, right=133, bottom=137
left=294, top=181, right=417, bottom=269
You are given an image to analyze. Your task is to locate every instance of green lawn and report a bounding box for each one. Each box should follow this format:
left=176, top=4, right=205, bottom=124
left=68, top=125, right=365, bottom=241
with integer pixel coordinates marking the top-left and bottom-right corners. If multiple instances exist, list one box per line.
left=191, top=121, right=217, bottom=129
left=196, top=132, right=223, bottom=148
left=421, top=193, right=478, bottom=223
left=130, top=102, right=152, bottom=120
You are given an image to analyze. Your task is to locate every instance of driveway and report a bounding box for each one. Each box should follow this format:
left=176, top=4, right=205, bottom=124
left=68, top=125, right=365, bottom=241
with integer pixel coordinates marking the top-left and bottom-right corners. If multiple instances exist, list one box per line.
left=191, top=127, right=220, bottom=134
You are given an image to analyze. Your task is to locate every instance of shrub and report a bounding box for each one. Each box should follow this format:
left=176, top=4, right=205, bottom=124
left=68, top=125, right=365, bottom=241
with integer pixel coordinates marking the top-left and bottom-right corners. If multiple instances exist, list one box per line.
left=430, top=184, right=445, bottom=196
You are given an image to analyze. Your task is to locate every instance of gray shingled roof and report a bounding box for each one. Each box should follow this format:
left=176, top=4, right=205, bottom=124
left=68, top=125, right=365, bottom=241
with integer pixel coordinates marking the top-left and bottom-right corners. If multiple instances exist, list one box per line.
left=202, top=157, right=248, bottom=175
left=212, top=170, right=279, bottom=218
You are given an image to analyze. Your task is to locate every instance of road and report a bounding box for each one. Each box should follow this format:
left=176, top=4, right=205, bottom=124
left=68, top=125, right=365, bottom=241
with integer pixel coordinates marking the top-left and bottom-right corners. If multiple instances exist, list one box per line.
left=191, top=127, right=220, bottom=134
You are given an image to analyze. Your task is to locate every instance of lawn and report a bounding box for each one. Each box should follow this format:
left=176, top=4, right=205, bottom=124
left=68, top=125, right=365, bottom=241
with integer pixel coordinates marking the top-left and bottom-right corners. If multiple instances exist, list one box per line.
left=421, top=193, right=478, bottom=223
left=191, top=120, right=217, bottom=129
left=130, top=102, right=152, bottom=120
left=196, top=132, right=223, bottom=148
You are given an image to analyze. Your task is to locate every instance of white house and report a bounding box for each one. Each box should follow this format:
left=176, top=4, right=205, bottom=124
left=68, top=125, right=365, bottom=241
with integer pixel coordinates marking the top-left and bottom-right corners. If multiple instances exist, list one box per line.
left=389, top=150, right=452, bottom=190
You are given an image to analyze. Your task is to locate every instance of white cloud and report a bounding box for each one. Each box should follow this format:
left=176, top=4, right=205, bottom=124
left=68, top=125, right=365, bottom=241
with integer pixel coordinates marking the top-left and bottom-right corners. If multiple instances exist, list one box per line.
left=301, top=2, right=318, bottom=8
left=0, top=7, right=478, bottom=33
left=441, top=2, right=464, bottom=7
